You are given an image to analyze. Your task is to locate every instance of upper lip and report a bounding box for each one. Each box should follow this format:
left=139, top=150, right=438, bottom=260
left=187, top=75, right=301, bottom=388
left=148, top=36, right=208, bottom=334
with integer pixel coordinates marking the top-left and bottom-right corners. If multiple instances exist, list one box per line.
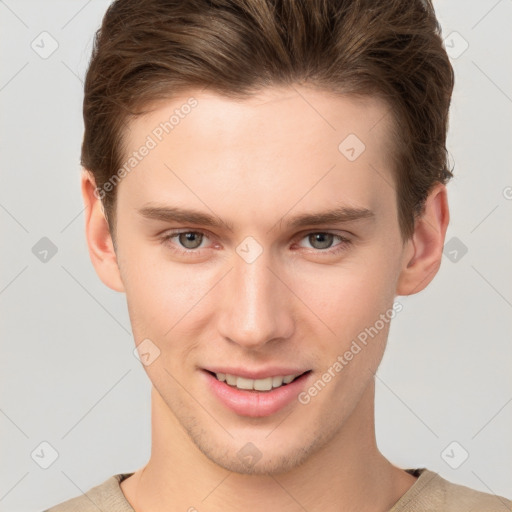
left=203, top=366, right=311, bottom=380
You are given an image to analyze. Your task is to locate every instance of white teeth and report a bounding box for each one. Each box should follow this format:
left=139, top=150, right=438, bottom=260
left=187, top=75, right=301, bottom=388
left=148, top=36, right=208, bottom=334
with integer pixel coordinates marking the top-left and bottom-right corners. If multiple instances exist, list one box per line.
left=272, top=375, right=283, bottom=388
left=236, top=377, right=256, bottom=390
left=225, top=374, right=237, bottom=386
left=253, top=377, right=273, bottom=391
left=214, top=372, right=301, bottom=391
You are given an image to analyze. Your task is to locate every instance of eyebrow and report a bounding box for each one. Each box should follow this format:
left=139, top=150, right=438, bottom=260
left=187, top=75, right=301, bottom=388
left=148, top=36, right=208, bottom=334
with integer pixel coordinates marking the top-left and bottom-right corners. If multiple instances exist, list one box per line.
left=137, top=204, right=375, bottom=231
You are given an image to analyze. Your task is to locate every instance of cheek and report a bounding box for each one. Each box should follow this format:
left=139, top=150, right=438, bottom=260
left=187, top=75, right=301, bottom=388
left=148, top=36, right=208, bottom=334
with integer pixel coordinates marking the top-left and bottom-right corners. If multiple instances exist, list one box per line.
left=294, top=255, right=398, bottom=340
left=121, top=249, right=217, bottom=343
left=299, top=266, right=398, bottom=411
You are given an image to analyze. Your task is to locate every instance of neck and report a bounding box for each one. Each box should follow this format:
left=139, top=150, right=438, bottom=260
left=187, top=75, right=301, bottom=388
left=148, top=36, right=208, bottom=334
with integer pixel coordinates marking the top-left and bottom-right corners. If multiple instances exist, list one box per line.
left=122, top=379, right=416, bottom=512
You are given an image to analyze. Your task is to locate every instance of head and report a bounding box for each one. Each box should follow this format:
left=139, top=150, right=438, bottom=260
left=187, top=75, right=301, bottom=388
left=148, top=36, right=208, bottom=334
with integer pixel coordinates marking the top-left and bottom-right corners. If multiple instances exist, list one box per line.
left=81, top=0, right=453, bottom=475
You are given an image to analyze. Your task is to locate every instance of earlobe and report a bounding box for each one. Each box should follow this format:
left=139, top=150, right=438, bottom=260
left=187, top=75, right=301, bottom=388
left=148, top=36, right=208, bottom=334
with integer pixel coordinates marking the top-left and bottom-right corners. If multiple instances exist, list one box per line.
left=81, top=169, right=125, bottom=293
left=396, top=183, right=450, bottom=296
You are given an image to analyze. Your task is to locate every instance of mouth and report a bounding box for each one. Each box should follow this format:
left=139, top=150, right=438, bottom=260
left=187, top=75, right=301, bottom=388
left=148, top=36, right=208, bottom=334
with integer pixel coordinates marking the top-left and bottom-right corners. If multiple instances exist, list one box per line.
left=204, top=369, right=312, bottom=392
left=202, top=368, right=313, bottom=417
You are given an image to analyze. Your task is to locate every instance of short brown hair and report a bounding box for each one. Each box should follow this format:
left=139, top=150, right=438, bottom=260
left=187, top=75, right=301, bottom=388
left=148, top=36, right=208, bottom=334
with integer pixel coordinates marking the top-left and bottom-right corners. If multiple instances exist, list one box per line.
left=82, top=0, right=454, bottom=244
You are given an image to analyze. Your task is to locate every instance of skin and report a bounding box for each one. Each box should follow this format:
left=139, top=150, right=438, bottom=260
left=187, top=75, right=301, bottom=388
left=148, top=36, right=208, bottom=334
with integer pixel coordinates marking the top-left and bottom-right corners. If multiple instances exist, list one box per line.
left=82, top=85, right=449, bottom=512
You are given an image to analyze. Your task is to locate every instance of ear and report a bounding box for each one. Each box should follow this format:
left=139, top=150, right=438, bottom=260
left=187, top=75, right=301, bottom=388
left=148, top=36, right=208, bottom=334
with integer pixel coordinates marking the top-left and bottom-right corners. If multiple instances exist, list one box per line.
left=81, top=169, right=125, bottom=293
left=396, top=182, right=450, bottom=295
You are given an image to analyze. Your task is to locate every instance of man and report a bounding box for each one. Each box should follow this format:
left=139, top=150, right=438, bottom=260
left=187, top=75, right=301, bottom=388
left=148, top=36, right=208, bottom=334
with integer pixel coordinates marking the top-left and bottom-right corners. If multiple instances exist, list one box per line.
left=45, top=0, right=511, bottom=510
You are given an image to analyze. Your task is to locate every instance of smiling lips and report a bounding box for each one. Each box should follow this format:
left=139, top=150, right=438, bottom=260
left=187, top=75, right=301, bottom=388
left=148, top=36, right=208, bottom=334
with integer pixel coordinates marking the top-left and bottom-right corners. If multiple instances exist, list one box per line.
left=203, top=368, right=313, bottom=417
left=204, top=366, right=311, bottom=391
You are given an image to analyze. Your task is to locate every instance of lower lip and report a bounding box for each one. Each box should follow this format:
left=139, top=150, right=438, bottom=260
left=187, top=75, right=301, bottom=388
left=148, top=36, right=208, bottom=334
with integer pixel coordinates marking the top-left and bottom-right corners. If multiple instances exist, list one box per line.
left=202, top=370, right=312, bottom=417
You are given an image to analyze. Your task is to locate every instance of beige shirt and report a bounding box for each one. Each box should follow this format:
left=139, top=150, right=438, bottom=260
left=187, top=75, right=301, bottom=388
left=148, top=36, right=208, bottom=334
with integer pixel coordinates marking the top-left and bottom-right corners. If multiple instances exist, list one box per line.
left=43, top=468, right=511, bottom=511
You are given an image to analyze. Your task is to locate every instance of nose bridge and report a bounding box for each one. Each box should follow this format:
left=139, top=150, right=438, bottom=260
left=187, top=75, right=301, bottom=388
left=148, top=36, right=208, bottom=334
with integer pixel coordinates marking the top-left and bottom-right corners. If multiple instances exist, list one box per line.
left=218, top=247, right=293, bottom=348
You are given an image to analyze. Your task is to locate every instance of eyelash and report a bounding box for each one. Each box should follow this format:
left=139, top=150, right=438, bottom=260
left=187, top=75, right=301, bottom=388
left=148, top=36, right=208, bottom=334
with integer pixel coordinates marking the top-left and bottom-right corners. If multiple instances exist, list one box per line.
left=159, top=229, right=352, bottom=257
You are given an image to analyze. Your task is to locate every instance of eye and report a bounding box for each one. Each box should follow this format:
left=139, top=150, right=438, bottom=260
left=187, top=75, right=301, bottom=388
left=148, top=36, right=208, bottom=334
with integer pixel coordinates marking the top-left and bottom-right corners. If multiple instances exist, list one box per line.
left=175, top=231, right=205, bottom=250
left=160, top=230, right=211, bottom=255
left=160, top=229, right=352, bottom=257
left=296, top=232, right=351, bottom=254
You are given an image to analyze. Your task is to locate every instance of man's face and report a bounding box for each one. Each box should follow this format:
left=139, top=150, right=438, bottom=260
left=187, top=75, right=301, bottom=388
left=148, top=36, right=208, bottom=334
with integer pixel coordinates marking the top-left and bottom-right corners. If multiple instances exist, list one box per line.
left=113, top=86, right=408, bottom=474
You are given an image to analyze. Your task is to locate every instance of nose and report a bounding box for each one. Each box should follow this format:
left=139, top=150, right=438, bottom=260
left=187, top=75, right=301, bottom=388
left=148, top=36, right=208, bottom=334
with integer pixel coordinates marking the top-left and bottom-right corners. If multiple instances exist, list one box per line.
left=216, top=248, right=295, bottom=350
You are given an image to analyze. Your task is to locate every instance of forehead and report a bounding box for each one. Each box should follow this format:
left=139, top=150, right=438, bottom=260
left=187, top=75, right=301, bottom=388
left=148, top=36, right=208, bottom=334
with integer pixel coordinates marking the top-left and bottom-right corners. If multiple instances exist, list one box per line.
left=125, top=85, right=394, bottom=161
left=139, top=86, right=392, bottom=145
left=117, top=86, right=397, bottom=229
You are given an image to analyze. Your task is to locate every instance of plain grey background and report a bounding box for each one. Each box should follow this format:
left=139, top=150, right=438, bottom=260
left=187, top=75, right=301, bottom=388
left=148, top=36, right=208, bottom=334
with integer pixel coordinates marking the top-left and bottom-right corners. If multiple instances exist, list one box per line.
left=1, top=1, right=511, bottom=510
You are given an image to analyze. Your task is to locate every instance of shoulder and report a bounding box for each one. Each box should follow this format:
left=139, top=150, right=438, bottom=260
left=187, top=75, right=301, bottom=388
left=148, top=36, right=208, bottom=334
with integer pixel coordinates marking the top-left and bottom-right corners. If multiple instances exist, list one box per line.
left=391, top=468, right=512, bottom=512
left=42, top=473, right=134, bottom=512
